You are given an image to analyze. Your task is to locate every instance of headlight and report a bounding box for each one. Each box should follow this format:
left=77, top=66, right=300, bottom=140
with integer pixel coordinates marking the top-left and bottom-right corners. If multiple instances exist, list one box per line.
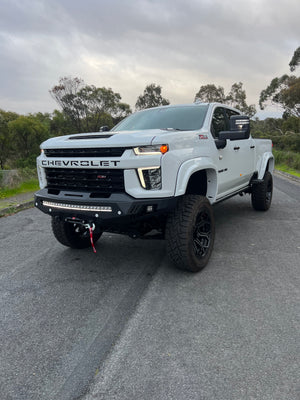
left=133, top=145, right=168, bottom=155
left=137, top=167, right=161, bottom=190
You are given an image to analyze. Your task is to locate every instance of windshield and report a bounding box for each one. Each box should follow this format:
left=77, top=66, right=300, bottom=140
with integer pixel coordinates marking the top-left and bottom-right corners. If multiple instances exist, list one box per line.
left=112, top=104, right=209, bottom=131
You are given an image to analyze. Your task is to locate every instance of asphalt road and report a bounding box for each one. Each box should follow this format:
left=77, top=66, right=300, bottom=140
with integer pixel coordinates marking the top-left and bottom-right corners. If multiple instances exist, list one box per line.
left=1, top=175, right=299, bottom=400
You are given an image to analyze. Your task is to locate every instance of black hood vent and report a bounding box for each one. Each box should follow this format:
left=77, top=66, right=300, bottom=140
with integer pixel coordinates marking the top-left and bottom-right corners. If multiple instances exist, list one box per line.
left=69, top=134, right=113, bottom=140
left=44, top=148, right=127, bottom=158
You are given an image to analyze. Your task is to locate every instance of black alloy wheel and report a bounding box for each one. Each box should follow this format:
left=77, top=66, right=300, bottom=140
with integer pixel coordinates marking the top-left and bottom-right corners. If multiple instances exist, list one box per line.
left=166, top=195, right=215, bottom=272
left=193, top=210, right=212, bottom=259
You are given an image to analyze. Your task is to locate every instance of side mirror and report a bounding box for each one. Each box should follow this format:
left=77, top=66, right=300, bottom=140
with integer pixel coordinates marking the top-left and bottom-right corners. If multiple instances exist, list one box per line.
left=230, top=115, right=250, bottom=135
left=219, top=115, right=250, bottom=141
left=100, top=125, right=109, bottom=132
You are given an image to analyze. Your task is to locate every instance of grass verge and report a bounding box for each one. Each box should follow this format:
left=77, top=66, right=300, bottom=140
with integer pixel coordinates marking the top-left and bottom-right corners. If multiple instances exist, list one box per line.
left=0, top=178, right=39, bottom=200
left=272, top=149, right=300, bottom=178
left=273, top=149, right=300, bottom=170
left=275, top=164, right=300, bottom=178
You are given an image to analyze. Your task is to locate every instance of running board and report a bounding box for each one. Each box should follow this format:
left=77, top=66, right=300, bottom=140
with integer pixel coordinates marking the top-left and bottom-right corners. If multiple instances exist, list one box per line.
left=215, top=186, right=250, bottom=203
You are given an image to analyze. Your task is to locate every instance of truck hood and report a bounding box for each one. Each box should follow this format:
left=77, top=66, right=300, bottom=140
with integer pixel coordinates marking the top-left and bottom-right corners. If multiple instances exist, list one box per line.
left=41, top=129, right=172, bottom=149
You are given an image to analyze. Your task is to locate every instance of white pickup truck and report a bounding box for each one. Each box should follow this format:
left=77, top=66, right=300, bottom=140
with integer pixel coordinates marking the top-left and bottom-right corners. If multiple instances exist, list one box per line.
left=35, top=102, right=274, bottom=272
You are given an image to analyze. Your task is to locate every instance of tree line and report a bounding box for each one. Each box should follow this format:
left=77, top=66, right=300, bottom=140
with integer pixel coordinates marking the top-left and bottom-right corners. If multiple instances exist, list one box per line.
left=0, top=47, right=299, bottom=170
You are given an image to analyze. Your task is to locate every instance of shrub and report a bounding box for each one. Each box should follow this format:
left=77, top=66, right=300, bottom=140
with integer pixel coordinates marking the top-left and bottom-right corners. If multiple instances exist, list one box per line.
left=273, top=149, right=300, bottom=171
left=0, top=170, right=21, bottom=189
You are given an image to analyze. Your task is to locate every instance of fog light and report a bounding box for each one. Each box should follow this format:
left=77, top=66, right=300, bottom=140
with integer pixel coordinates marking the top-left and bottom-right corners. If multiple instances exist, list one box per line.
left=146, top=205, right=154, bottom=212
left=137, top=167, right=161, bottom=190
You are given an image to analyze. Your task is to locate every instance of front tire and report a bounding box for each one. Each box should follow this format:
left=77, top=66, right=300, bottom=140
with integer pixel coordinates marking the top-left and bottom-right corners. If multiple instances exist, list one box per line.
left=51, top=218, right=102, bottom=249
left=166, top=195, right=215, bottom=272
left=251, top=171, right=273, bottom=211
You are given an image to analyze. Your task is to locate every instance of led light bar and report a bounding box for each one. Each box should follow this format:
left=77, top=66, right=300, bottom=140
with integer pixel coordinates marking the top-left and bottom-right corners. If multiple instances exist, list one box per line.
left=42, top=201, right=112, bottom=212
left=235, top=119, right=249, bottom=125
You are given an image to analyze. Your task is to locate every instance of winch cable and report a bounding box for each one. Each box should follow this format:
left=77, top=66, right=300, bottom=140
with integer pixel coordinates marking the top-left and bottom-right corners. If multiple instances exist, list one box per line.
left=88, top=224, right=97, bottom=253
left=65, top=218, right=97, bottom=253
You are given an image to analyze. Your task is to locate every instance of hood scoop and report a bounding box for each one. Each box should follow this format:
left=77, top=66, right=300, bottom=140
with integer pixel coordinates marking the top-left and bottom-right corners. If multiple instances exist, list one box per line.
left=69, top=134, right=113, bottom=140
left=44, top=147, right=127, bottom=158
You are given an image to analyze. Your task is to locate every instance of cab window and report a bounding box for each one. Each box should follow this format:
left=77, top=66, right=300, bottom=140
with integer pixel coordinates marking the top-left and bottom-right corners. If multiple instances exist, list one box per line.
left=224, top=108, right=240, bottom=129
left=211, top=107, right=226, bottom=138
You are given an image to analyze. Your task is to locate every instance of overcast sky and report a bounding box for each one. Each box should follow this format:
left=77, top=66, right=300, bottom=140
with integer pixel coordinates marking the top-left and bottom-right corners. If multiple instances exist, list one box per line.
left=0, top=0, right=299, bottom=118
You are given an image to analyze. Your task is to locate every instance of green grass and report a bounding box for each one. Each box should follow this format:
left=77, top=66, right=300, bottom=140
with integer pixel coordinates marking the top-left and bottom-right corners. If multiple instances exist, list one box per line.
left=272, top=149, right=300, bottom=178
left=275, top=164, right=300, bottom=178
left=0, top=179, right=39, bottom=200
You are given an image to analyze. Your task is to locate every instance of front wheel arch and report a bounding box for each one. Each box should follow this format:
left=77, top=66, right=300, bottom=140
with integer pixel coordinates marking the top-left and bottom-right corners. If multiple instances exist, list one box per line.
left=174, top=159, right=217, bottom=201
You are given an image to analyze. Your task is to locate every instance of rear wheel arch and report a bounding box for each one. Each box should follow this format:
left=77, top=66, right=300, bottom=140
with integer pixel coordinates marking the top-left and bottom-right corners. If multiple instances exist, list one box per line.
left=266, top=157, right=275, bottom=173
left=258, top=152, right=274, bottom=179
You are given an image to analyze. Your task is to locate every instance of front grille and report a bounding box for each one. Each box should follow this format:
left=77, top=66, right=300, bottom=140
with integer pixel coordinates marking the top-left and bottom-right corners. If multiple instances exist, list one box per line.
left=45, top=168, right=125, bottom=195
left=44, top=148, right=127, bottom=158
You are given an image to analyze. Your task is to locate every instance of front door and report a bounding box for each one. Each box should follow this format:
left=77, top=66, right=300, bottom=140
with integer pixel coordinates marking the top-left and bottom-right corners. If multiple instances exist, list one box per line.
left=211, top=107, right=255, bottom=198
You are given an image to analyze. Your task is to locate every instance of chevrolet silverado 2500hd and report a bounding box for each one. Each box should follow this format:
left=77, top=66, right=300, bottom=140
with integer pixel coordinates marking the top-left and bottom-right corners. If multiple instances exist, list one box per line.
left=35, top=102, right=274, bottom=272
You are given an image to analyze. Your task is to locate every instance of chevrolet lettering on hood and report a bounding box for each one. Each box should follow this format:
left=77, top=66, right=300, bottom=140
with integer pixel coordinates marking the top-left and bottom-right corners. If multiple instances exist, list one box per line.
left=41, top=160, right=120, bottom=167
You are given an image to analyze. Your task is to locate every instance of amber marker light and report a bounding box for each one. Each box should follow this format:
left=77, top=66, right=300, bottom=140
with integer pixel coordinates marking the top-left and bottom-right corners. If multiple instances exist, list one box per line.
left=160, top=144, right=169, bottom=154
left=133, top=145, right=169, bottom=155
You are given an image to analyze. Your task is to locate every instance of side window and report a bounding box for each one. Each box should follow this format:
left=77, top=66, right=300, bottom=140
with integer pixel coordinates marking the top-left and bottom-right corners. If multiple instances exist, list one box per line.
left=224, top=108, right=240, bottom=129
left=211, top=107, right=226, bottom=138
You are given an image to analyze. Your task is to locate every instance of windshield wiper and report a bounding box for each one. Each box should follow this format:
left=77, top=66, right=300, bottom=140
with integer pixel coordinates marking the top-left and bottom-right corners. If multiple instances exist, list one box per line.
left=160, top=127, right=184, bottom=131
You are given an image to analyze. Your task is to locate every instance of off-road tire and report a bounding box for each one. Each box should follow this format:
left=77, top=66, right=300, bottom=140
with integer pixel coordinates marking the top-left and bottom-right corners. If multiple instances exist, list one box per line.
left=51, top=218, right=102, bottom=249
left=166, top=195, right=215, bottom=272
left=251, top=171, right=273, bottom=211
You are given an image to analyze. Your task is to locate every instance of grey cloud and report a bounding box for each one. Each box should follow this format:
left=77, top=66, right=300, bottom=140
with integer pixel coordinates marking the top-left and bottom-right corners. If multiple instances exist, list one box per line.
left=0, top=0, right=72, bottom=36
left=0, top=0, right=299, bottom=114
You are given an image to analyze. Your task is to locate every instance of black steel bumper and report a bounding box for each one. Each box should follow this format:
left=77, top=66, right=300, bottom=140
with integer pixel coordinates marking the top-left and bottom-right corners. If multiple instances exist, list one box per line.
left=34, top=188, right=178, bottom=224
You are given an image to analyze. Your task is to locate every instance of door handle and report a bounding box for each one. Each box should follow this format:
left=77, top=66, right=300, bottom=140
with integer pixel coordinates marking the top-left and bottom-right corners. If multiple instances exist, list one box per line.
left=250, top=145, right=255, bottom=149
left=234, top=146, right=240, bottom=150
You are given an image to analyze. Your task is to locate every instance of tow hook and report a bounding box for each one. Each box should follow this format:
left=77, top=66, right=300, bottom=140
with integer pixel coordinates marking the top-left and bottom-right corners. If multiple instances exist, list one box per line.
left=65, top=217, right=97, bottom=253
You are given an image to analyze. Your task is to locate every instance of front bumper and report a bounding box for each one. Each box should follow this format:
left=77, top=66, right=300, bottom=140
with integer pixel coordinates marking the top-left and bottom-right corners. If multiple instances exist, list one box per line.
left=34, top=188, right=178, bottom=224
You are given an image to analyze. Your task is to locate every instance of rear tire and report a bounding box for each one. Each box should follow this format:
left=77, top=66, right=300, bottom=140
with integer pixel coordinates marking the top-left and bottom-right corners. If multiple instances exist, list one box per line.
left=166, top=195, right=215, bottom=272
left=251, top=171, right=273, bottom=211
left=51, top=218, right=102, bottom=249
